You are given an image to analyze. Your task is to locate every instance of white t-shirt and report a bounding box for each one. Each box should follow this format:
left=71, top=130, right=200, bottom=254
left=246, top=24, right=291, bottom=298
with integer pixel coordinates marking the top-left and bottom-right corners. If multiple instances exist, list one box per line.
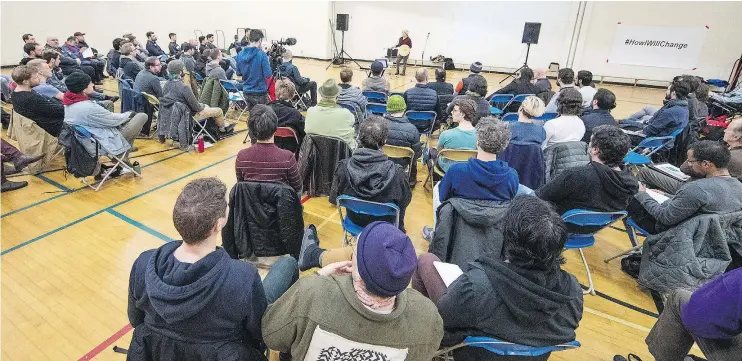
left=542, top=115, right=586, bottom=149
left=579, top=86, right=598, bottom=109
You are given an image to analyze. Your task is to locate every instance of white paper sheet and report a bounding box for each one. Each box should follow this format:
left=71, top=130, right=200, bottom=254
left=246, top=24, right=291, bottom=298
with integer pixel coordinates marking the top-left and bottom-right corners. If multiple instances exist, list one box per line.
left=433, top=261, right=463, bottom=287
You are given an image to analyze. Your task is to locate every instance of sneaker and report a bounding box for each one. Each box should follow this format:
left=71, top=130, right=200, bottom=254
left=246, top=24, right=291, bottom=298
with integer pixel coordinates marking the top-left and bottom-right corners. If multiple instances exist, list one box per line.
left=219, top=123, right=236, bottom=134
left=298, top=225, right=322, bottom=271
left=1, top=180, right=28, bottom=193
left=422, top=226, right=434, bottom=242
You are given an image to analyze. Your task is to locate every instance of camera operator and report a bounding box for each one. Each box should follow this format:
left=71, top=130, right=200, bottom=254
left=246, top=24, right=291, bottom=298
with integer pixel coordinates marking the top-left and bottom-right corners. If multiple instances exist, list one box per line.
left=279, top=50, right=317, bottom=107
left=235, top=29, right=272, bottom=111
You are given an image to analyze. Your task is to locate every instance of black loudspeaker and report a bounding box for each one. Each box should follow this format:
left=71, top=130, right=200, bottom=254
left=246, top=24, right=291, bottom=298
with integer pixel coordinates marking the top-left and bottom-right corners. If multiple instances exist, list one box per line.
left=336, top=14, right=349, bottom=31
left=522, top=22, right=541, bottom=44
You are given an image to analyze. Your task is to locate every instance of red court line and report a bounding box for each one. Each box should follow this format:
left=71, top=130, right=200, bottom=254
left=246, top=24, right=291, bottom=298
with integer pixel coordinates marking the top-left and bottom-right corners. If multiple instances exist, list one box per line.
left=78, top=323, right=133, bottom=360
left=301, top=195, right=311, bottom=204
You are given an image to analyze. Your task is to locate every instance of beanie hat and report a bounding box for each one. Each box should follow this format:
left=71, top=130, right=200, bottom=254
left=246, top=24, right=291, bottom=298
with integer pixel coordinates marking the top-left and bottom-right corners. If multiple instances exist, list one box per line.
left=356, top=222, right=417, bottom=298
left=319, top=78, right=340, bottom=98
left=64, top=71, right=91, bottom=93
left=470, top=61, right=483, bottom=73
left=386, top=94, right=406, bottom=113
left=371, top=61, right=384, bottom=75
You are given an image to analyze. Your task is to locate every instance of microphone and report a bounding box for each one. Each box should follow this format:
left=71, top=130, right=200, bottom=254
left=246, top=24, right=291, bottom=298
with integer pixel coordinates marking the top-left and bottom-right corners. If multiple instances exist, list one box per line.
left=284, top=38, right=297, bottom=46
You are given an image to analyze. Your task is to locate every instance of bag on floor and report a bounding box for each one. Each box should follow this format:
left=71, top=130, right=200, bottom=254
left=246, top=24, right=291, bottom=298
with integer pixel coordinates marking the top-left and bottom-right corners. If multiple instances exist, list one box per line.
left=620, top=253, right=642, bottom=279
left=63, top=131, right=99, bottom=178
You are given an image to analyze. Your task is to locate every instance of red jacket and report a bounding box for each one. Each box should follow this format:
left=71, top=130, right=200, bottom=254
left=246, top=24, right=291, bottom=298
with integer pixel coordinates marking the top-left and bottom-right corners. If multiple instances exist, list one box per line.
left=396, top=37, right=412, bottom=49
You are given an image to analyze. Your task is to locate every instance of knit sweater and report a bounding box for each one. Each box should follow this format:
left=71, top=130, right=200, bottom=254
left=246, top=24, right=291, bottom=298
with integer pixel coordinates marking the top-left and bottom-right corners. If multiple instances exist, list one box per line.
left=427, top=81, right=454, bottom=96
left=305, top=103, right=357, bottom=149
left=11, top=90, right=65, bottom=137
left=235, top=143, right=302, bottom=192
left=262, top=274, right=443, bottom=361
left=681, top=267, right=742, bottom=339
left=337, top=84, right=368, bottom=115
left=509, top=121, right=546, bottom=146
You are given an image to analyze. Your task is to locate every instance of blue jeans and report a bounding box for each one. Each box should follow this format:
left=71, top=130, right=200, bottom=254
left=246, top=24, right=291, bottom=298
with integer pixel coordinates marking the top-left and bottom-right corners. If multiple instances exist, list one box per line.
left=262, top=256, right=299, bottom=304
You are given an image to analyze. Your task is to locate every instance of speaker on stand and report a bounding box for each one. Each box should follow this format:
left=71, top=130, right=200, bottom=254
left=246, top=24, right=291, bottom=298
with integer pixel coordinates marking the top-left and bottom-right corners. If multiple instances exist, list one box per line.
left=327, top=13, right=361, bottom=69
left=500, top=22, right=542, bottom=84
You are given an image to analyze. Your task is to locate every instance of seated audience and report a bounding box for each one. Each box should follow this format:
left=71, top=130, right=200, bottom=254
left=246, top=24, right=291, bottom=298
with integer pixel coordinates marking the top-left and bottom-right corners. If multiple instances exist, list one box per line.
left=361, top=60, right=391, bottom=93
left=580, top=88, right=617, bottom=142
left=161, top=60, right=233, bottom=136
left=127, top=177, right=299, bottom=361
left=489, top=67, right=541, bottom=100
left=645, top=267, right=742, bottom=361
left=236, top=104, right=301, bottom=192
left=510, top=96, right=546, bottom=146
left=235, top=29, right=272, bottom=110
left=264, top=222, right=443, bottom=361
left=545, top=68, right=576, bottom=113
left=305, top=79, right=357, bottom=149
left=145, top=31, right=166, bottom=57
left=404, top=68, right=438, bottom=113
left=204, top=49, right=228, bottom=80
left=337, top=68, right=368, bottom=117
left=1, top=139, right=44, bottom=193
left=205, top=34, right=217, bottom=51
left=455, top=62, right=485, bottom=95
left=133, top=56, right=163, bottom=98
left=329, top=117, right=411, bottom=231
left=108, top=38, right=123, bottom=75
left=11, top=65, right=65, bottom=137
left=447, top=75, right=491, bottom=119
left=427, top=68, right=454, bottom=95
left=26, top=59, right=65, bottom=101
left=620, top=78, right=691, bottom=139
left=695, top=83, right=710, bottom=120
left=167, top=33, right=181, bottom=57
left=533, top=68, right=552, bottom=91
left=412, top=196, right=582, bottom=358
left=384, top=95, right=422, bottom=183
left=20, top=42, right=44, bottom=65
left=537, top=125, right=638, bottom=215
left=437, top=98, right=478, bottom=172
left=543, top=88, right=586, bottom=149
left=577, top=70, right=597, bottom=109
left=180, top=43, right=197, bottom=74
left=62, top=72, right=147, bottom=161
left=628, top=140, right=742, bottom=234
left=21, top=33, right=35, bottom=59
left=279, top=50, right=317, bottom=107
left=61, top=36, right=105, bottom=83
left=45, top=36, right=96, bottom=79
left=268, top=79, right=306, bottom=145
left=42, top=51, right=115, bottom=104
left=73, top=32, right=94, bottom=55
left=119, top=42, right=143, bottom=80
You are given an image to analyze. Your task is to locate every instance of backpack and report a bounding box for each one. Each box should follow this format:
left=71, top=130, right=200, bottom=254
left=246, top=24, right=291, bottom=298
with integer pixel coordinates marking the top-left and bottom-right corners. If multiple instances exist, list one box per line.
left=58, top=125, right=99, bottom=178
left=444, top=58, right=455, bottom=70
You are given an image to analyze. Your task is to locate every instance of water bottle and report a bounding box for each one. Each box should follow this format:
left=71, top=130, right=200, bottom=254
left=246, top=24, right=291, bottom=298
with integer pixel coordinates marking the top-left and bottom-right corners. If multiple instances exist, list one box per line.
left=132, top=161, right=141, bottom=175
left=197, top=136, right=205, bottom=153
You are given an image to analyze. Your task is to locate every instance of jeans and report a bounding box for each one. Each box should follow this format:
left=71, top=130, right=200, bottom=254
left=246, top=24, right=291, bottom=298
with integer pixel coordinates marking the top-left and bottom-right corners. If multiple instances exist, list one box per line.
left=262, top=256, right=299, bottom=304
left=636, top=167, right=684, bottom=195
left=244, top=93, right=268, bottom=112
left=296, top=81, right=318, bottom=107
left=396, top=55, right=409, bottom=75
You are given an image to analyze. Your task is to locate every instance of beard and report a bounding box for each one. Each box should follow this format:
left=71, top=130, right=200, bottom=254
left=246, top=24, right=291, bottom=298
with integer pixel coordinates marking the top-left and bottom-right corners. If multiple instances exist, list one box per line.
left=680, top=162, right=704, bottom=179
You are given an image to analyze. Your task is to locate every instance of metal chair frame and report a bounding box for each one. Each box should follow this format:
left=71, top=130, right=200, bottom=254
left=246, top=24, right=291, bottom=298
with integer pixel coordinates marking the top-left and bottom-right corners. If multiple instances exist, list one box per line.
left=336, top=195, right=400, bottom=247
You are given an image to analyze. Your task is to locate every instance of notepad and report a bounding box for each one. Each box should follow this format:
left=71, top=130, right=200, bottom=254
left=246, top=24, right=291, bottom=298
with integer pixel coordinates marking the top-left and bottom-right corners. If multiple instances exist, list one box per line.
left=651, top=163, right=690, bottom=181
left=82, top=48, right=94, bottom=59
left=646, top=189, right=669, bottom=204
left=433, top=261, right=464, bottom=287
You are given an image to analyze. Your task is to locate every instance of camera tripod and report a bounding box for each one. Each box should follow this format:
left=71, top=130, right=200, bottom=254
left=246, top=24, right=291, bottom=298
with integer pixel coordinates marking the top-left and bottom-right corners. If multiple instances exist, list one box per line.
left=327, top=28, right=361, bottom=70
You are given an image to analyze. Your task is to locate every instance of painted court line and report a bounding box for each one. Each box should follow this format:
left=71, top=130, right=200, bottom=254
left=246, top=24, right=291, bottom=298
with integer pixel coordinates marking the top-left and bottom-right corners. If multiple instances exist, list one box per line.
left=78, top=323, right=132, bottom=361
left=107, top=209, right=174, bottom=243
left=36, top=173, right=71, bottom=192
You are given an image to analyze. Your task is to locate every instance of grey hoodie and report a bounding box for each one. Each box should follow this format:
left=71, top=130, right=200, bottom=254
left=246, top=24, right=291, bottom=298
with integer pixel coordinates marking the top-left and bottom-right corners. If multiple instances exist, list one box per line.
left=205, top=61, right=227, bottom=81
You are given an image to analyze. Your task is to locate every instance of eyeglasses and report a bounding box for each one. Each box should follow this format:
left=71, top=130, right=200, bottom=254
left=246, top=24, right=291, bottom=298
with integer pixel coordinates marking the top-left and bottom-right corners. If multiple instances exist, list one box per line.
left=686, top=158, right=703, bottom=164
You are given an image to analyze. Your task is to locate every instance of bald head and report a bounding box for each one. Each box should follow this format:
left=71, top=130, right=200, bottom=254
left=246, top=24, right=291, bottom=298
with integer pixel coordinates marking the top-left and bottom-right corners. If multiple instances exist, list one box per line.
left=415, top=68, right=428, bottom=84
left=724, top=118, right=742, bottom=147
left=283, top=49, right=293, bottom=61
left=46, top=36, right=60, bottom=48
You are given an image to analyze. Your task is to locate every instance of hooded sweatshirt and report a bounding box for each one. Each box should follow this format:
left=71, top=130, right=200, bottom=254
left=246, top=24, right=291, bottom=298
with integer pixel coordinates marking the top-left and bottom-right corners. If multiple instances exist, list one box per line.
left=437, top=255, right=583, bottom=348
left=329, top=148, right=412, bottom=230
left=205, top=61, right=228, bottom=81
left=235, top=46, right=272, bottom=94
left=127, top=241, right=267, bottom=355
left=438, top=158, right=520, bottom=203
left=536, top=161, right=639, bottom=215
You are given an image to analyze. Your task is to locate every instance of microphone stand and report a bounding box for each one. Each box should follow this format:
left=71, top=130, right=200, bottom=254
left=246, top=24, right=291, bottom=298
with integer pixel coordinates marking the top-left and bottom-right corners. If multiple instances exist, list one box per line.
left=421, top=32, right=430, bottom=66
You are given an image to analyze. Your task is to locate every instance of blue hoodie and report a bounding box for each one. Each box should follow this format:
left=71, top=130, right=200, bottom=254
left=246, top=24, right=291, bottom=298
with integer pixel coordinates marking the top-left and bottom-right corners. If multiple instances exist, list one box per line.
left=235, top=46, right=272, bottom=94
left=438, top=158, right=519, bottom=203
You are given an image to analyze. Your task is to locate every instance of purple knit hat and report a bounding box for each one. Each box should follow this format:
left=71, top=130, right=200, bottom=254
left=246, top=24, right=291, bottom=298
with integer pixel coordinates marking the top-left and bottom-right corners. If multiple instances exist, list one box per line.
left=356, top=221, right=417, bottom=298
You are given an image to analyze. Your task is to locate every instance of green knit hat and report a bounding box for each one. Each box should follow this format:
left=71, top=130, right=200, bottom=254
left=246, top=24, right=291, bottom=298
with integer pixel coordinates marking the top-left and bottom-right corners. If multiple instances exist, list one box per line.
left=387, top=94, right=407, bottom=113
left=319, top=78, right=340, bottom=98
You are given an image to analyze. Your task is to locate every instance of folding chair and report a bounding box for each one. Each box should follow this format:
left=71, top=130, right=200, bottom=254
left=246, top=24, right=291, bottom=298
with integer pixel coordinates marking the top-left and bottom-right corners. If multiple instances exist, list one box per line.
left=623, top=132, right=678, bottom=166
left=489, top=94, right=513, bottom=116
left=191, top=115, right=218, bottom=146
left=604, top=217, right=650, bottom=263
left=562, top=209, right=627, bottom=295
left=383, top=145, right=415, bottom=177
left=336, top=195, right=400, bottom=247
left=502, top=112, right=519, bottom=122
left=219, top=80, right=248, bottom=121
left=434, top=336, right=580, bottom=360
left=366, top=103, right=387, bottom=116
left=274, top=126, right=300, bottom=156
left=72, top=125, right=141, bottom=191
left=363, top=91, right=388, bottom=104
left=339, top=102, right=363, bottom=128
left=535, top=112, right=558, bottom=121
left=506, top=93, right=535, bottom=110
left=141, top=92, right=160, bottom=136
left=404, top=110, right=437, bottom=147
left=426, top=148, right=478, bottom=190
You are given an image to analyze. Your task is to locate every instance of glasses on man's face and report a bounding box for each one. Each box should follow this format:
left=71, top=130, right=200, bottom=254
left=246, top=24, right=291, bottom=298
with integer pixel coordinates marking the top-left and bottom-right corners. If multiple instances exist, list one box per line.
left=686, top=158, right=703, bottom=164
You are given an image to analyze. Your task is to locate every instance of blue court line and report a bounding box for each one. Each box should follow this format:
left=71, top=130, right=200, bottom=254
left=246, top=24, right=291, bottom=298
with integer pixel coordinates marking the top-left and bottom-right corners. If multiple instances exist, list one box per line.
left=36, top=173, right=71, bottom=193
left=107, top=209, right=174, bottom=243
left=1, top=154, right=236, bottom=255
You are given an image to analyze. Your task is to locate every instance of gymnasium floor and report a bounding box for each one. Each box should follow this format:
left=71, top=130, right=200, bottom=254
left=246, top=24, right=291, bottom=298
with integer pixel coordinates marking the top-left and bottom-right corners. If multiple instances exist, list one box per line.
left=1, top=58, right=684, bottom=360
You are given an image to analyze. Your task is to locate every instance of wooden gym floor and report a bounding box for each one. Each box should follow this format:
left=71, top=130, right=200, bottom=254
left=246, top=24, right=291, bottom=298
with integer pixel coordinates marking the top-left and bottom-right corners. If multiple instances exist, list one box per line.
left=1, top=58, right=686, bottom=360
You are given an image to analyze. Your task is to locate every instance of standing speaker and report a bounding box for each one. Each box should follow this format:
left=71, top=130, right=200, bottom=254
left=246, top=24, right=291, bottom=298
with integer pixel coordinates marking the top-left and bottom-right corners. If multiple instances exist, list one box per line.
left=336, top=14, right=349, bottom=31
left=522, top=22, right=542, bottom=44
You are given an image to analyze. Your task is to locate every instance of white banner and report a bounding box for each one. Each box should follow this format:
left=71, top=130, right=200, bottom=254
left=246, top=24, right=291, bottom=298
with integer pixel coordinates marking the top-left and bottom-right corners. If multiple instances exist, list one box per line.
left=608, top=24, right=707, bottom=69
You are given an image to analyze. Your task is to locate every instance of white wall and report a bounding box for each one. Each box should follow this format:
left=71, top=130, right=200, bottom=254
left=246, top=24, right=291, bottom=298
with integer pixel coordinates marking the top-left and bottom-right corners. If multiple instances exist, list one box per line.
left=1, top=1, right=332, bottom=66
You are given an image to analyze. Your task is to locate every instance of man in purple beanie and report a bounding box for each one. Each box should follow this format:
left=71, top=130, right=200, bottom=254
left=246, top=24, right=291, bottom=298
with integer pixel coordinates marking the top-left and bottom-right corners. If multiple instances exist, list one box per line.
left=262, top=222, right=443, bottom=361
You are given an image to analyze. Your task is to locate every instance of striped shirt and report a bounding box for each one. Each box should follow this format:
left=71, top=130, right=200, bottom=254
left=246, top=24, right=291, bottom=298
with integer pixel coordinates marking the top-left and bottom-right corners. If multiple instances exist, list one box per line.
left=235, top=143, right=301, bottom=192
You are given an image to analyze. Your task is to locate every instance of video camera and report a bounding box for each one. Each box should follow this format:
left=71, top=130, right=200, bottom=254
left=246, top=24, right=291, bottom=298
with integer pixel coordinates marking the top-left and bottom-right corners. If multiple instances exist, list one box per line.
left=267, top=38, right=297, bottom=71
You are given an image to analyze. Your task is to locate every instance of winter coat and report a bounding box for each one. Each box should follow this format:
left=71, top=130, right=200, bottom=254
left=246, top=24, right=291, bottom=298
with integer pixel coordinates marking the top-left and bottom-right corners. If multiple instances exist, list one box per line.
left=384, top=114, right=422, bottom=158
left=430, top=198, right=510, bottom=269
left=63, top=100, right=132, bottom=156
left=146, top=40, right=166, bottom=57
left=580, top=109, right=616, bottom=142
left=456, top=74, right=486, bottom=95
left=639, top=210, right=742, bottom=294
left=120, top=57, right=143, bottom=81
left=329, top=148, right=411, bottom=231
left=127, top=241, right=268, bottom=361
left=118, top=79, right=145, bottom=114
left=268, top=100, right=306, bottom=144
left=543, top=141, right=589, bottom=184
left=277, top=61, right=308, bottom=86
left=498, top=143, right=545, bottom=189
left=198, top=77, right=229, bottom=114
left=405, top=84, right=439, bottom=112
left=222, top=181, right=304, bottom=259
left=298, top=133, right=352, bottom=197
left=235, top=46, right=272, bottom=94
left=427, top=81, right=454, bottom=96
left=644, top=99, right=689, bottom=137
left=163, top=79, right=204, bottom=115
left=158, top=100, right=191, bottom=142
left=205, top=62, right=228, bottom=81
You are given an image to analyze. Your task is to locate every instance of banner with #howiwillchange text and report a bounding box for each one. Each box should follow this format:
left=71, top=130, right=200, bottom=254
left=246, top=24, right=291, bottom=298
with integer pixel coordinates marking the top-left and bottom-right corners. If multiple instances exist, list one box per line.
left=607, top=24, right=707, bottom=69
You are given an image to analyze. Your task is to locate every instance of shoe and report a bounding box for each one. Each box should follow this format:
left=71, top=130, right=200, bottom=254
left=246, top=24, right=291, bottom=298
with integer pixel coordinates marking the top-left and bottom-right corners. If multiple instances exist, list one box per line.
left=94, top=165, right=122, bottom=181
left=158, top=135, right=166, bottom=144
left=13, top=153, right=45, bottom=171
left=298, top=225, right=321, bottom=271
left=219, top=123, right=236, bottom=134
left=1, top=180, right=28, bottom=192
left=129, top=145, right=139, bottom=152
left=422, top=226, right=434, bottom=242
left=3, top=164, right=18, bottom=175
left=106, top=95, right=120, bottom=103
left=94, top=81, right=104, bottom=86
left=394, top=71, right=399, bottom=75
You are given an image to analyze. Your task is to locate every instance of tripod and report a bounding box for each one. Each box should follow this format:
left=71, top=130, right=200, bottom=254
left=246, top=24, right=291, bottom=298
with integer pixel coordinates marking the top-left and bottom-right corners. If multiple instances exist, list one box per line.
left=499, top=42, right=532, bottom=84
left=327, top=30, right=361, bottom=70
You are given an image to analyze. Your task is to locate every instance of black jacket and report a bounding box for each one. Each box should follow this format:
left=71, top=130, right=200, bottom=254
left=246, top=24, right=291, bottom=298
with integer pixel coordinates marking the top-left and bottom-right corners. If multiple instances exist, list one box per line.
left=11, top=90, right=65, bottom=137
left=127, top=241, right=268, bottom=361
left=537, top=161, right=639, bottom=216
left=384, top=114, right=422, bottom=158
left=490, top=79, right=542, bottom=97
left=329, top=148, right=411, bottom=231
left=458, top=74, right=485, bottom=95
left=268, top=100, right=306, bottom=144
left=430, top=198, right=509, bottom=269
left=168, top=41, right=182, bottom=57
left=427, top=81, right=454, bottom=96
left=222, top=181, right=304, bottom=259
left=298, top=134, right=352, bottom=197
left=120, top=57, right=142, bottom=80
left=404, top=84, right=438, bottom=112
left=438, top=255, right=583, bottom=356
left=580, top=109, right=616, bottom=142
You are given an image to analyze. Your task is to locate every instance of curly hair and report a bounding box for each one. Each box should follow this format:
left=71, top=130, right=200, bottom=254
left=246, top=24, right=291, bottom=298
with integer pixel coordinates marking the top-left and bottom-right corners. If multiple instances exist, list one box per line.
left=467, top=75, right=488, bottom=97
left=556, top=88, right=583, bottom=116
left=173, top=178, right=228, bottom=244
left=358, top=116, right=389, bottom=150
left=476, top=117, right=510, bottom=154
left=503, top=196, right=567, bottom=271
left=451, top=98, right=478, bottom=124
left=590, top=125, right=630, bottom=167
left=275, top=78, right=296, bottom=101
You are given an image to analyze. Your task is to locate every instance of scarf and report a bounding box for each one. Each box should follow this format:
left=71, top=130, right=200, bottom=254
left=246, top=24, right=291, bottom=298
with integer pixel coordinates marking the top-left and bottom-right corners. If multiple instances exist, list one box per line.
left=318, top=98, right=340, bottom=108
left=62, top=92, right=89, bottom=105
left=352, top=273, right=395, bottom=311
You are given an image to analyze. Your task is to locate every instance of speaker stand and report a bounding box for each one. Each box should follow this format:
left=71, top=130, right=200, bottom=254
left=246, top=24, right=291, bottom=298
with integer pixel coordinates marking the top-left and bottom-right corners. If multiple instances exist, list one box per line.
left=326, top=30, right=362, bottom=70
left=499, top=42, right=532, bottom=84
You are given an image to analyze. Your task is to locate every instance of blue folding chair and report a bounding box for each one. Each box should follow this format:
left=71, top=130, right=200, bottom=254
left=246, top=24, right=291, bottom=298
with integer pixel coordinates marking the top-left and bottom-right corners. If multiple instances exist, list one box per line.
left=502, top=112, right=519, bottom=122
left=339, top=102, right=363, bottom=125
left=404, top=110, right=437, bottom=143
left=336, top=195, right=400, bottom=246
left=623, top=135, right=676, bottom=166
left=436, top=336, right=580, bottom=358
left=505, top=93, right=535, bottom=110
left=562, top=209, right=627, bottom=295
left=489, top=94, right=513, bottom=116
left=219, top=80, right=247, bottom=121
left=366, top=103, right=387, bottom=116
left=72, top=125, right=141, bottom=191
left=604, top=216, right=651, bottom=264
left=363, top=91, right=388, bottom=104
left=535, top=112, right=558, bottom=121
left=192, top=72, right=204, bottom=83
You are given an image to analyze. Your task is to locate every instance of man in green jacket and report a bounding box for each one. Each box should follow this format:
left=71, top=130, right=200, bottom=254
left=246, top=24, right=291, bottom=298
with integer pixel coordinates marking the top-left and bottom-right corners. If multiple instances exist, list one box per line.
left=262, top=221, right=444, bottom=361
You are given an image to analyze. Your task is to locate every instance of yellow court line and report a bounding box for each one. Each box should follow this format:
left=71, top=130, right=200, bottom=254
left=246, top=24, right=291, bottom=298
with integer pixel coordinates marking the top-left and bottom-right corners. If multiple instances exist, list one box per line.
left=315, top=210, right=339, bottom=231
